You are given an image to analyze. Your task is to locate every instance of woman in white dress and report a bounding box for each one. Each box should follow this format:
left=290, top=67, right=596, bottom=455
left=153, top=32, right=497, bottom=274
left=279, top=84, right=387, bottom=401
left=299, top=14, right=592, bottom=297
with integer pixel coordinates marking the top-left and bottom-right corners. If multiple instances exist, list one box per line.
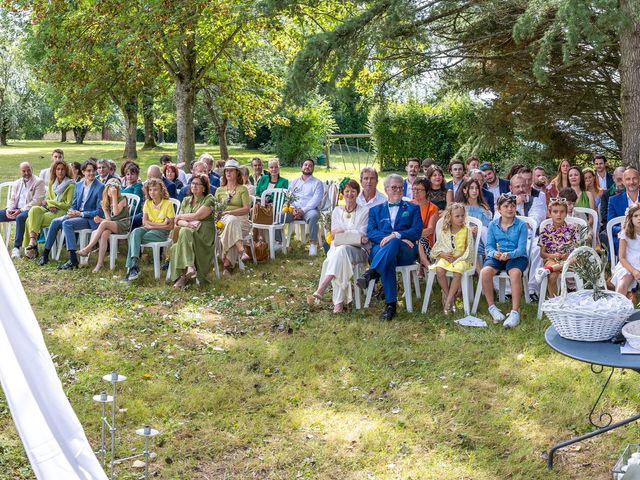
left=308, top=179, right=369, bottom=313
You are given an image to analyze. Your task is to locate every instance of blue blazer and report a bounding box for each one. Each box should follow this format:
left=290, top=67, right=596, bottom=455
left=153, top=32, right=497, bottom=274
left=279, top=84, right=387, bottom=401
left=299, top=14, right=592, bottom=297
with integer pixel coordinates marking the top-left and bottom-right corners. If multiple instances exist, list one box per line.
left=162, top=177, right=177, bottom=199
left=608, top=192, right=630, bottom=222
left=71, top=180, right=105, bottom=219
left=368, top=200, right=422, bottom=245
left=483, top=178, right=510, bottom=197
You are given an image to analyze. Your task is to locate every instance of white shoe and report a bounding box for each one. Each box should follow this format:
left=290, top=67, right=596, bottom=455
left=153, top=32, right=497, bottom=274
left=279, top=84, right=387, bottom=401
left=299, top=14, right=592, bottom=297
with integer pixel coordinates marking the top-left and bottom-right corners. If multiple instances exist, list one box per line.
left=309, top=244, right=318, bottom=256
left=11, top=247, right=20, bottom=258
left=488, top=305, right=505, bottom=323
left=535, top=268, right=549, bottom=284
left=273, top=241, right=282, bottom=252
left=504, top=310, right=521, bottom=328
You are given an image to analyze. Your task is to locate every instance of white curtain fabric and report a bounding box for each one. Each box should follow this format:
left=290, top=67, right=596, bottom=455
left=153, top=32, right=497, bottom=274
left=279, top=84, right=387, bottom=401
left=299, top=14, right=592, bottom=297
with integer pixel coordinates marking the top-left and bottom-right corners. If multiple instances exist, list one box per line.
left=0, top=241, right=107, bottom=479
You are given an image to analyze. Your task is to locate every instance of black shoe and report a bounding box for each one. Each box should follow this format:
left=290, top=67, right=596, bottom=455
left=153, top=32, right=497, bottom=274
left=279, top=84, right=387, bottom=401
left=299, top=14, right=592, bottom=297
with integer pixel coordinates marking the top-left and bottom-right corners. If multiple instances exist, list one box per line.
left=380, top=303, right=397, bottom=321
left=356, top=269, right=380, bottom=290
left=161, top=260, right=170, bottom=271
left=58, top=260, right=78, bottom=270
left=38, top=255, right=49, bottom=266
left=529, top=292, right=539, bottom=302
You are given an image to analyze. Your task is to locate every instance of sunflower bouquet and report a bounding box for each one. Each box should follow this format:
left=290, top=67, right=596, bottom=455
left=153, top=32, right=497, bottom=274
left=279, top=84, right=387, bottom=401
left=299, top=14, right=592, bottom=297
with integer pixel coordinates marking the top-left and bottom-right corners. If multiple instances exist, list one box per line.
left=282, top=190, right=298, bottom=215
left=211, top=195, right=229, bottom=231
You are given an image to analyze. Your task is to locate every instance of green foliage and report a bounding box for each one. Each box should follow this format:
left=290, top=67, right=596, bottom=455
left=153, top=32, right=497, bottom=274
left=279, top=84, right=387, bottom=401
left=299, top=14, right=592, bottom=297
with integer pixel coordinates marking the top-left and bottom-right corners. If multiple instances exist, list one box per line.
left=369, top=95, right=477, bottom=171
left=271, top=96, right=337, bottom=166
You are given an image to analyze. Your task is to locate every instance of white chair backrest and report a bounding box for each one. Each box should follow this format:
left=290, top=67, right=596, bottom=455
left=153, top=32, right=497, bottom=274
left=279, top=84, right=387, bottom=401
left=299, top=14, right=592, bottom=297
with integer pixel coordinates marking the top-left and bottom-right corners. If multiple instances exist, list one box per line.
left=434, top=216, right=483, bottom=271
left=122, top=193, right=141, bottom=219
left=0, top=182, right=13, bottom=208
left=321, top=181, right=339, bottom=212
left=539, top=216, right=587, bottom=232
left=516, top=215, right=538, bottom=258
left=249, top=195, right=257, bottom=208
left=260, top=188, right=287, bottom=225
left=573, top=207, right=599, bottom=248
left=607, top=215, right=625, bottom=270
left=170, top=198, right=182, bottom=215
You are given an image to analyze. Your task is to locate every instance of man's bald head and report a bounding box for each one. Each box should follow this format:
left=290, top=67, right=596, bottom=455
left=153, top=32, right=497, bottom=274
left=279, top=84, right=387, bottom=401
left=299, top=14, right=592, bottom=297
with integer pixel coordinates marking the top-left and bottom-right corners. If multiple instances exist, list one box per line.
left=147, top=165, right=162, bottom=180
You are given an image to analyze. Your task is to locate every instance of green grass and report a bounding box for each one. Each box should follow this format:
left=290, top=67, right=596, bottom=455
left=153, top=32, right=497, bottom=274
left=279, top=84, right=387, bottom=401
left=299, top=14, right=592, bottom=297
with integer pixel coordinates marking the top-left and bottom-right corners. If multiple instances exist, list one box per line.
left=0, top=141, right=636, bottom=479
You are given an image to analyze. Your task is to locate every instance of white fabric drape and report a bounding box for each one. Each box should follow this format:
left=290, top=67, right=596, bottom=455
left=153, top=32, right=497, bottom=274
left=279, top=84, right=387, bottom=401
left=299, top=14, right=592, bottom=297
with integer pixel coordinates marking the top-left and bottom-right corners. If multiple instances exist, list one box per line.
left=0, top=241, right=107, bottom=479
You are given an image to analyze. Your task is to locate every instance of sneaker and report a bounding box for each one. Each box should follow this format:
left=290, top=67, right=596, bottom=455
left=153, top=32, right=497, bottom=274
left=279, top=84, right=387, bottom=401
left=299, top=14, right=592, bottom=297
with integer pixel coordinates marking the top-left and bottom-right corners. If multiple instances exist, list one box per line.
left=127, top=267, right=140, bottom=281
left=160, top=260, right=170, bottom=271
left=535, top=268, right=550, bottom=284
left=488, top=305, right=506, bottom=323
left=504, top=310, right=521, bottom=328
left=11, top=247, right=20, bottom=258
left=309, top=244, right=318, bottom=256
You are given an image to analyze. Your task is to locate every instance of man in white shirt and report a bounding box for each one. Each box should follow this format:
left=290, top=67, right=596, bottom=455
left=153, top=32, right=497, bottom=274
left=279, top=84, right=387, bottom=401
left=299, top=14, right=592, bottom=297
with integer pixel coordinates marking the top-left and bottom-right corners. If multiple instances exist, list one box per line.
left=445, top=158, right=465, bottom=198
left=40, top=149, right=65, bottom=182
left=288, top=159, right=325, bottom=256
left=594, top=154, right=613, bottom=191
left=0, top=162, right=46, bottom=258
left=357, top=167, right=386, bottom=209
left=403, top=158, right=420, bottom=199
left=510, top=174, right=546, bottom=228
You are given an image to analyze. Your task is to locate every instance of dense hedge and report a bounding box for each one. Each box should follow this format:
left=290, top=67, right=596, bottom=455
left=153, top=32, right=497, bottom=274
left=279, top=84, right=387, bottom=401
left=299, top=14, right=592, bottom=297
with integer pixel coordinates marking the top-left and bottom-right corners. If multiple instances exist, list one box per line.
left=270, top=97, right=337, bottom=166
left=369, top=96, right=477, bottom=171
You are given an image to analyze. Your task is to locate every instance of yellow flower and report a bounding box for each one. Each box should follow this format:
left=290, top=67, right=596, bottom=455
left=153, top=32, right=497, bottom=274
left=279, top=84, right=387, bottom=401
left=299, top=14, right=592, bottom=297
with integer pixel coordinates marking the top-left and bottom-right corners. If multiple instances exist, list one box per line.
left=216, top=220, right=225, bottom=230
left=338, top=193, right=343, bottom=201
left=326, top=232, right=332, bottom=244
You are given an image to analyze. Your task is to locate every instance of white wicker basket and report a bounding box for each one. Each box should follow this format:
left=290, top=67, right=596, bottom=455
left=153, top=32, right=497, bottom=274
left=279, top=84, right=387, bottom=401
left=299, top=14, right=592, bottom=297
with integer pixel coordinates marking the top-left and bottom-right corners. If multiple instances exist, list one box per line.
left=541, top=246, right=635, bottom=341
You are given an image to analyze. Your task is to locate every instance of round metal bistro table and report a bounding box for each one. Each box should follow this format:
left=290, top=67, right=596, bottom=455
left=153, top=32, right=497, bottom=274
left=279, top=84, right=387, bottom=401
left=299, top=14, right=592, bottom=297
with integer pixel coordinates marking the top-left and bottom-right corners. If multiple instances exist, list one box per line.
left=545, top=326, right=640, bottom=469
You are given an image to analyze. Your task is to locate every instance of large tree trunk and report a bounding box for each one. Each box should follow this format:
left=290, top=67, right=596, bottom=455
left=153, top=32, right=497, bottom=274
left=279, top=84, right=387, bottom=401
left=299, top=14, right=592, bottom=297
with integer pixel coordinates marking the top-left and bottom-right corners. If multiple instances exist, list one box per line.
left=122, top=96, right=138, bottom=159
left=157, top=129, right=165, bottom=144
left=620, top=0, right=640, bottom=168
left=175, top=78, right=196, bottom=167
left=217, top=118, right=229, bottom=160
left=73, top=126, right=88, bottom=144
left=60, top=129, right=67, bottom=142
left=0, top=130, right=7, bottom=146
left=142, top=93, right=156, bottom=149
left=101, top=127, right=110, bottom=141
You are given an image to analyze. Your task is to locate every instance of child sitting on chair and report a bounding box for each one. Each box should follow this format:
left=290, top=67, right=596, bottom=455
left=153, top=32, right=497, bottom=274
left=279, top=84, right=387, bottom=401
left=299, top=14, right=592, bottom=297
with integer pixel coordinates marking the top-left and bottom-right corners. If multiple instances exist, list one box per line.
left=612, top=204, right=640, bottom=297
left=429, top=203, right=474, bottom=314
left=536, top=198, right=580, bottom=297
left=480, top=194, right=529, bottom=328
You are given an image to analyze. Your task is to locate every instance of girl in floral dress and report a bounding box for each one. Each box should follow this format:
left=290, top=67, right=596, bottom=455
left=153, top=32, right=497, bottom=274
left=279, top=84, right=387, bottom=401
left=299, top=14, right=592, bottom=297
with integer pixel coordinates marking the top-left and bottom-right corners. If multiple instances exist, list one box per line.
left=537, top=198, right=580, bottom=297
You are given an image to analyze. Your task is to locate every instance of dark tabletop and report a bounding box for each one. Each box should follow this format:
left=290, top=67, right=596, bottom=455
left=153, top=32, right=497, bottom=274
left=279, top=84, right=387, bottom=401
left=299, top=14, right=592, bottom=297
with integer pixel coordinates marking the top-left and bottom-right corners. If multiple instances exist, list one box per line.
left=545, top=326, right=640, bottom=370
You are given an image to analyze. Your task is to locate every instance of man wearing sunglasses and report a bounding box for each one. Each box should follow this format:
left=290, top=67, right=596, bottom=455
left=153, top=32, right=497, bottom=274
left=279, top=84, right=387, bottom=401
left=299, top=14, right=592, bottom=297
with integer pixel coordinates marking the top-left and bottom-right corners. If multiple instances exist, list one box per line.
left=357, top=174, right=422, bottom=321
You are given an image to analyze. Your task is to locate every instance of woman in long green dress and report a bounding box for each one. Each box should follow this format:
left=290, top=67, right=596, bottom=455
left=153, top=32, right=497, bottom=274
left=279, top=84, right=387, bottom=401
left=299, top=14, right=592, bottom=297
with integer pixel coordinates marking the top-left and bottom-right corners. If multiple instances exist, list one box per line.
left=24, top=159, right=76, bottom=259
left=568, top=166, right=596, bottom=210
left=77, top=178, right=130, bottom=272
left=215, top=159, right=252, bottom=275
left=170, top=173, right=216, bottom=288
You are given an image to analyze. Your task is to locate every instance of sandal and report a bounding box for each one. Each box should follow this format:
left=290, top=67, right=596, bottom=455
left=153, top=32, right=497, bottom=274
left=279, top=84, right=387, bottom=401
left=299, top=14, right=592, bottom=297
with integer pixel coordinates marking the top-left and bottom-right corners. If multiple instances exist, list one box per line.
left=25, top=245, right=38, bottom=259
left=306, top=291, right=328, bottom=306
left=185, top=266, right=197, bottom=280
left=173, top=275, right=187, bottom=289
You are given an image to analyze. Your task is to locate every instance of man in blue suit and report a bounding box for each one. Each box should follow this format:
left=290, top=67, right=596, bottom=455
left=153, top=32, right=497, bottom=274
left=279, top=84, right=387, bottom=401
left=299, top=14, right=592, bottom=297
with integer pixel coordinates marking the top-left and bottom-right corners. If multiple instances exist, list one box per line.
left=38, top=159, right=105, bottom=268
left=607, top=166, right=640, bottom=255
left=357, top=174, right=422, bottom=320
left=480, top=162, right=510, bottom=210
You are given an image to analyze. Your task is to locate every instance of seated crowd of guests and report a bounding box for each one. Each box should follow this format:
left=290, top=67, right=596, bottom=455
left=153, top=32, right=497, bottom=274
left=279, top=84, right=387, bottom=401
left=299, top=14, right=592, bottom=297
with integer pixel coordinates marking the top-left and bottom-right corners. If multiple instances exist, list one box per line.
left=1, top=150, right=636, bottom=326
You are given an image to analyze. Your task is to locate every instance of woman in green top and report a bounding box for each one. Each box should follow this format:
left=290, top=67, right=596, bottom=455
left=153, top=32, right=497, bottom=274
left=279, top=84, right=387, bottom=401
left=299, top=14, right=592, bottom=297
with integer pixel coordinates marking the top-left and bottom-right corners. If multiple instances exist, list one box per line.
left=255, top=159, right=288, bottom=200
left=24, top=159, right=76, bottom=259
left=170, top=173, right=216, bottom=288
left=78, top=178, right=130, bottom=272
left=568, top=166, right=596, bottom=210
left=215, top=159, right=252, bottom=275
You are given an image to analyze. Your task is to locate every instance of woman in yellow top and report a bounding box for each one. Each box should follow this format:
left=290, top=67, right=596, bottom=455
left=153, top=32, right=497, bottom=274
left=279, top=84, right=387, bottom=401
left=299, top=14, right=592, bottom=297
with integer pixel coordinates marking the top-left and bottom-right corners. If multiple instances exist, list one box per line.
left=214, top=159, right=252, bottom=275
left=125, top=178, right=175, bottom=281
left=429, top=202, right=474, bottom=313
left=23, top=159, right=75, bottom=259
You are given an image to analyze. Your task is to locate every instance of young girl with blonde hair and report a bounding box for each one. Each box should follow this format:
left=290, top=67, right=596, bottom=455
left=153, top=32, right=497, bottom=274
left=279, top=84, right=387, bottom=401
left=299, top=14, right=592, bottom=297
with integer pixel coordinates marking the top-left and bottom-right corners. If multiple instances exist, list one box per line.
left=429, top=202, right=474, bottom=313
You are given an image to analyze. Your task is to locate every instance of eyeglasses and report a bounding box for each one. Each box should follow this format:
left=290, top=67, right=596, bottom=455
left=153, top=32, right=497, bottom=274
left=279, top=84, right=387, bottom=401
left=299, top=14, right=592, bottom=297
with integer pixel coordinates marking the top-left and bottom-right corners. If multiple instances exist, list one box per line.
left=191, top=182, right=203, bottom=187
left=389, top=185, right=403, bottom=191
left=412, top=188, right=426, bottom=193
left=549, top=197, right=568, bottom=204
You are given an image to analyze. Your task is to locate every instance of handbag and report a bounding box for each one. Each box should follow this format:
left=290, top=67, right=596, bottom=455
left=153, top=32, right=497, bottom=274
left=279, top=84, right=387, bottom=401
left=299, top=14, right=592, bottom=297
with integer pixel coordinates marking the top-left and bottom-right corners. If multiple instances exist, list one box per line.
left=252, top=203, right=273, bottom=225
left=333, top=230, right=362, bottom=247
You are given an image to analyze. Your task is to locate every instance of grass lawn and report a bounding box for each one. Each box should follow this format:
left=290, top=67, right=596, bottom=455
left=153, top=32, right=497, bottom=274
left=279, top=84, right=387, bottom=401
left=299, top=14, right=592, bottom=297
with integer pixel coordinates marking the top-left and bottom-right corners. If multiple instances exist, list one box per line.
left=0, top=141, right=638, bottom=479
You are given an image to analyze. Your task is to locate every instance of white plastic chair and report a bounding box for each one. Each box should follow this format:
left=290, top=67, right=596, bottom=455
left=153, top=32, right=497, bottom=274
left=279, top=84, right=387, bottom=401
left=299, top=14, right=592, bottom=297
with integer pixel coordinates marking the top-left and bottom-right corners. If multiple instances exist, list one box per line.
left=536, top=216, right=587, bottom=320
left=607, top=216, right=625, bottom=272
left=243, top=195, right=257, bottom=265
left=140, top=198, right=181, bottom=280
left=0, top=182, right=13, bottom=247
left=472, top=216, right=537, bottom=313
left=107, top=193, right=141, bottom=270
left=421, top=217, right=483, bottom=315
left=573, top=207, right=599, bottom=248
left=363, top=263, right=422, bottom=313
left=252, top=188, right=288, bottom=259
